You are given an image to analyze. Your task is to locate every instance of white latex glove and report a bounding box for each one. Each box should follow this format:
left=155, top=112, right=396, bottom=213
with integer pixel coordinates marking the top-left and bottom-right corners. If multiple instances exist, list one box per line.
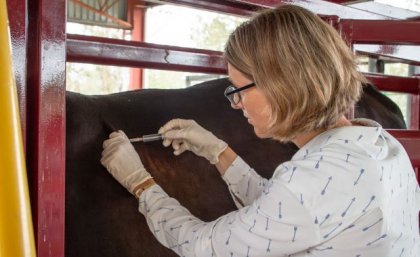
left=101, top=130, right=152, bottom=196
left=158, top=119, right=228, bottom=164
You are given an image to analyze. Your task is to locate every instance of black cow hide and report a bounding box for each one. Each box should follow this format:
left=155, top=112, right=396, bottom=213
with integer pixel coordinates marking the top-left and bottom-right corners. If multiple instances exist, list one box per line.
left=65, top=78, right=405, bottom=257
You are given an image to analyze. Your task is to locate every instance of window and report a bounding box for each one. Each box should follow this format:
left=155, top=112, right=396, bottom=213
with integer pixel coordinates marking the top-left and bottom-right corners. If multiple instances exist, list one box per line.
left=66, top=4, right=245, bottom=94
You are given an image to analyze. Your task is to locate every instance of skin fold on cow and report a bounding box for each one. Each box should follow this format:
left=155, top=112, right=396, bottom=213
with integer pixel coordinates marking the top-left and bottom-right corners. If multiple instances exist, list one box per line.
left=66, top=78, right=405, bottom=257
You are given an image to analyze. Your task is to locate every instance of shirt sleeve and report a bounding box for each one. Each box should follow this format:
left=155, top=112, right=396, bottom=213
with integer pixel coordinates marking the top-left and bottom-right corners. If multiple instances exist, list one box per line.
left=221, top=156, right=269, bottom=208
left=139, top=179, right=320, bottom=257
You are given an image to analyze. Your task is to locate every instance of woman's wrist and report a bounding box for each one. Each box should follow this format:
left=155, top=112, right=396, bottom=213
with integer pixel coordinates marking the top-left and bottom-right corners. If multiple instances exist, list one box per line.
left=215, top=147, right=238, bottom=176
left=133, top=178, right=156, bottom=198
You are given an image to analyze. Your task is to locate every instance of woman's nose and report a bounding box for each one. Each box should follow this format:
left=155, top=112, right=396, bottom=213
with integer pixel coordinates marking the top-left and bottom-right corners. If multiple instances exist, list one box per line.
left=231, top=101, right=243, bottom=110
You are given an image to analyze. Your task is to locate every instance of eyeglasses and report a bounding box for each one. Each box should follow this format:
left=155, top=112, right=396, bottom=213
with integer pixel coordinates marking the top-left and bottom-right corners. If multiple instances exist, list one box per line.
left=224, top=82, right=256, bottom=105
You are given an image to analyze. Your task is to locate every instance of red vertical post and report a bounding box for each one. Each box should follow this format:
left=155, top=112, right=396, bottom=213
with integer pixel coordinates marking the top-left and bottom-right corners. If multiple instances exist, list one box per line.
left=411, top=94, right=420, bottom=130
left=26, top=0, right=66, bottom=256
left=129, top=4, right=145, bottom=90
left=408, top=66, right=420, bottom=129
left=6, top=0, right=27, bottom=146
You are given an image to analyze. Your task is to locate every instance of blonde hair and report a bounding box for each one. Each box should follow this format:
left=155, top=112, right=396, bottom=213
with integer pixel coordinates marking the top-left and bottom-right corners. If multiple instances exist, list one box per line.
left=224, top=5, right=366, bottom=142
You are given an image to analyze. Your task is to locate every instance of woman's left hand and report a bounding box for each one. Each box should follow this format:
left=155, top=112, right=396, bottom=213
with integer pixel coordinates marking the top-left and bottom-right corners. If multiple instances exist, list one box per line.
left=101, top=130, right=153, bottom=197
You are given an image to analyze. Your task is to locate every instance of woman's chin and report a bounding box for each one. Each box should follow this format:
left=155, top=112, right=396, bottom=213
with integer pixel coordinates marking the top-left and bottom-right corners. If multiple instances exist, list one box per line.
left=253, top=127, right=271, bottom=139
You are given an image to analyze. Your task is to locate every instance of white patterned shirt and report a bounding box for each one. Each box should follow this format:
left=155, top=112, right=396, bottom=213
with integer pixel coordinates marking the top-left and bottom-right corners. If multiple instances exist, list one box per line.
left=139, top=119, right=420, bottom=256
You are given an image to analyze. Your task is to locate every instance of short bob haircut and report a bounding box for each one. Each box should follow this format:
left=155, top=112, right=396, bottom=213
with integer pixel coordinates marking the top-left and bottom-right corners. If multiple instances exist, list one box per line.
left=224, top=5, right=367, bottom=142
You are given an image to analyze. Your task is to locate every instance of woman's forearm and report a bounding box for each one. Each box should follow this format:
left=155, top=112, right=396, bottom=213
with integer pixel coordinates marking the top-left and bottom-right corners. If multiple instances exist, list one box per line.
left=215, top=146, right=238, bottom=176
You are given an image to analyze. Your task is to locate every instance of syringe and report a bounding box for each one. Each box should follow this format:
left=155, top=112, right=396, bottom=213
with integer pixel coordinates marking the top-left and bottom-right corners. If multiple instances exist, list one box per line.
left=129, top=133, right=164, bottom=143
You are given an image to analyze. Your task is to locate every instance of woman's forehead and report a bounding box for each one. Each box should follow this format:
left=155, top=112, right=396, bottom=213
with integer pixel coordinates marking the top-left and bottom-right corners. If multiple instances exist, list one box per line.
left=227, top=64, right=252, bottom=87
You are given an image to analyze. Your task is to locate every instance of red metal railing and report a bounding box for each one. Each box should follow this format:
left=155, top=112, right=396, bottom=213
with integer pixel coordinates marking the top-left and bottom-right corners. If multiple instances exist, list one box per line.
left=67, top=34, right=225, bottom=74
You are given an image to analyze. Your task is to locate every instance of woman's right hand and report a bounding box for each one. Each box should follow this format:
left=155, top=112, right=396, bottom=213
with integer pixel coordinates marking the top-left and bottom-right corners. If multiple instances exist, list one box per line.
left=158, top=119, right=228, bottom=164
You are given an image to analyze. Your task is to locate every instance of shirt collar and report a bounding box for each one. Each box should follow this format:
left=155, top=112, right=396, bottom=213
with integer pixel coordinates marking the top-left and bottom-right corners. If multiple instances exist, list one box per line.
left=292, top=118, right=383, bottom=160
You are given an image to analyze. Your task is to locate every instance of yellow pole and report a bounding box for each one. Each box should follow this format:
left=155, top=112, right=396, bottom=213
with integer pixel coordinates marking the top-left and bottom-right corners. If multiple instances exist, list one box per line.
left=0, top=1, right=37, bottom=257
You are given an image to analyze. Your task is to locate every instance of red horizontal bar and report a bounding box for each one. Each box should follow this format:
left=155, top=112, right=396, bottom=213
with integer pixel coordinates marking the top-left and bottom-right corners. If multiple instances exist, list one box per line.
left=388, top=130, right=420, bottom=167
left=66, top=34, right=226, bottom=74
left=340, top=19, right=420, bottom=45
left=364, top=73, right=420, bottom=95
left=355, top=45, right=420, bottom=66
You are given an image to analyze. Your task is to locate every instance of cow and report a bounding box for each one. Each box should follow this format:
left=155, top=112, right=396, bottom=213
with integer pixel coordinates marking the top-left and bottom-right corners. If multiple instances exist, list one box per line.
left=65, top=78, right=406, bottom=257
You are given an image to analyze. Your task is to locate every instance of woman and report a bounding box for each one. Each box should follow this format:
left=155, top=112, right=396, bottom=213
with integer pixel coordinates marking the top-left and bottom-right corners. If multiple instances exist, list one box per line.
left=101, top=5, right=420, bottom=256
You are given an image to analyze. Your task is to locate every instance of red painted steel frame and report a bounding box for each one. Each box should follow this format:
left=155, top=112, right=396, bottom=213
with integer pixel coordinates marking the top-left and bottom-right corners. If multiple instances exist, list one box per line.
left=7, top=0, right=27, bottom=145
left=364, top=74, right=420, bottom=130
left=364, top=73, right=420, bottom=95
left=354, top=45, right=420, bottom=67
left=26, top=0, right=66, bottom=256
left=67, top=34, right=226, bottom=74
left=412, top=94, right=420, bottom=130
left=340, top=20, right=420, bottom=45
left=129, top=4, right=145, bottom=90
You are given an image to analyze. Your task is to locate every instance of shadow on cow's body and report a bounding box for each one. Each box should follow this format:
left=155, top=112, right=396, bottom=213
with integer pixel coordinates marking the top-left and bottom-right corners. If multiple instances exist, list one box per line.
left=66, top=78, right=405, bottom=257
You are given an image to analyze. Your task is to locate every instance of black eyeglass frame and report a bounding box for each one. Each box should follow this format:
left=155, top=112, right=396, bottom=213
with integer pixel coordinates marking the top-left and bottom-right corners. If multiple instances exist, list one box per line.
left=224, top=82, right=256, bottom=105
